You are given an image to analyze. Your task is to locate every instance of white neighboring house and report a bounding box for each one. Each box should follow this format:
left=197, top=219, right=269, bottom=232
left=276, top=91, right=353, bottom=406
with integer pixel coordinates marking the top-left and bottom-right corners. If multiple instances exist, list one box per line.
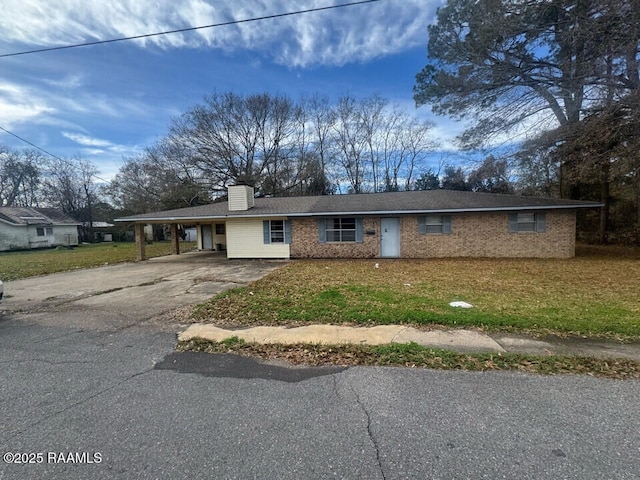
left=0, top=207, right=81, bottom=251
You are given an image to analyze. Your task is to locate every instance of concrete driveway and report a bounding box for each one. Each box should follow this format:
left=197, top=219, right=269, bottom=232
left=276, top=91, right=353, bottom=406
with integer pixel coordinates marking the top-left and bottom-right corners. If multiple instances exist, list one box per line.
left=0, top=252, right=284, bottom=331
left=2, top=254, right=640, bottom=479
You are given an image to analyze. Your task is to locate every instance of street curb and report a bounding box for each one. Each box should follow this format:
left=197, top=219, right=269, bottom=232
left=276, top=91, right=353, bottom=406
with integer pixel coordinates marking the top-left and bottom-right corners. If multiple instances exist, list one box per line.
left=179, top=324, right=506, bottom=353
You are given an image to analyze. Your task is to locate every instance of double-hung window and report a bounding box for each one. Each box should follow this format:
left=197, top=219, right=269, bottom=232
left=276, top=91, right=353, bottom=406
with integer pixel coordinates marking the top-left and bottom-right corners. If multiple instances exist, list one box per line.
left=269, top=220, right=285, bottom=243
left=326, top=218, right=356, bottom=242
left=263, top=220, right=291, bottom=244
left=418, top=215, right=452, bottom=234
left=36, top=227, right=53, bottom=237
left=318, top=218, right=364, bottom=243
left=509, top=212, right=546, bottom=233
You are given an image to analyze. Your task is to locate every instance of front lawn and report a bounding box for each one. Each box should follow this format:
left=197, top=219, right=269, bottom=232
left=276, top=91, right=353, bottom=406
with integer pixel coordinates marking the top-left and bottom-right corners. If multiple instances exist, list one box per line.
left=193, top=251, right=640, bottom=337
left=0, top=242, right=196, bottom=281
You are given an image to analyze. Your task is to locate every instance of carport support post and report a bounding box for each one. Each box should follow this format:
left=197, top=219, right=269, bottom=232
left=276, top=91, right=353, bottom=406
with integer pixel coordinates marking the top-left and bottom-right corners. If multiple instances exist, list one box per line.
left=171, top=224, right=180, bottom=255
left=135, top=224, right=146, bottom=261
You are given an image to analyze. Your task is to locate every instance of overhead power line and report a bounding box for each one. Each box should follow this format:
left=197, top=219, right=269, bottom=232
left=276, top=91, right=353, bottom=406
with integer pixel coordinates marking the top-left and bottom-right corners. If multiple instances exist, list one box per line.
left=0, top=125, right=66, bottom=162
left=0, top=126, right=111, bottom=183
left=0, top=0, right=382, bottom=59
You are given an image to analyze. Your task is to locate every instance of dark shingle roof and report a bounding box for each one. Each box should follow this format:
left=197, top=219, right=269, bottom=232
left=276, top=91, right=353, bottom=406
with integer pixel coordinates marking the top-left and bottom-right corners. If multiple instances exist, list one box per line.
left=0, top=207, right=80, bottom=225
left=115, top=190, right=602, bottom=223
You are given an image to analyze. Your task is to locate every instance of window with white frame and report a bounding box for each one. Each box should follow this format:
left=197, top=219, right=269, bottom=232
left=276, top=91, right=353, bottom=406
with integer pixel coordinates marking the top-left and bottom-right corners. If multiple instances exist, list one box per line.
left=36, top=227, right=54, bottom=236
left=418, top=215, right=452, bottom=234
left=509, top=212, right=546, bottom=233
left=269, top=220, right=285, bottom=243
left=215, top=223, right=225, bottom=235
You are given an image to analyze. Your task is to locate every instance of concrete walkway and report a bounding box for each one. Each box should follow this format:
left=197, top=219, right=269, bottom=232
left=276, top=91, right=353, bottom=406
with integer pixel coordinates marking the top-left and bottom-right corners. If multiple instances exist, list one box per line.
left=180, top=323, right=640, bottom=361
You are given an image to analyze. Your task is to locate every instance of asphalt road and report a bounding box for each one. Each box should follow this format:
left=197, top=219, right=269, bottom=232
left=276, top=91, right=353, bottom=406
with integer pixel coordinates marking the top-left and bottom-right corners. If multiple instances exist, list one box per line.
left=1, top=255, right=640, bottom=479
left=1, top=316, right=640, bottom=480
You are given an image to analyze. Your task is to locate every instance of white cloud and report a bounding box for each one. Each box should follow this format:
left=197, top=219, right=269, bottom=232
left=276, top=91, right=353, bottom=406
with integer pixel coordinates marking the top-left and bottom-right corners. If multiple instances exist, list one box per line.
left=81, top=148, right=107, bottom=155
left=0, top=77, right=148, bottom=130
left=0, top=0, right=439, bottom=67
left=62, top=131, right=114, bottom=147
left=42, top=74, right=84, bottom=89
left=0, top=82, right=56, bottom=126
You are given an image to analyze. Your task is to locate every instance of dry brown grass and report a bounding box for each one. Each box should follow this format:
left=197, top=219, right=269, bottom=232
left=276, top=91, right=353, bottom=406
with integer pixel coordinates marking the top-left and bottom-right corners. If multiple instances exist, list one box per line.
left=194, top=252, right=640, bottom=337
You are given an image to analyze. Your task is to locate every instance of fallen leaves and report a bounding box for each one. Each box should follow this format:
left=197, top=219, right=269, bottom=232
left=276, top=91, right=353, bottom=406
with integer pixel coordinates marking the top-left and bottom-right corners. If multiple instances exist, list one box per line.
left=177, top=338, right=640, bottom=380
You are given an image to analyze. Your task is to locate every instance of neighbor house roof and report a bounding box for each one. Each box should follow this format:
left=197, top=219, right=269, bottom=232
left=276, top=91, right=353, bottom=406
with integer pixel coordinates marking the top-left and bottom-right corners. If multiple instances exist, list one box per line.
left=115, top=190, right=602, bottom=223
left=84, top=221, right=115, bottom=228
left=0, top=207, right=81, bottom=226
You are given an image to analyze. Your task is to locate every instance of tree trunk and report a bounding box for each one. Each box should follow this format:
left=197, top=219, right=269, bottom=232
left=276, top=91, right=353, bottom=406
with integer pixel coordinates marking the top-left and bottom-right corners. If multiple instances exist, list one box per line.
left=598, top=162, right=610, bottom=244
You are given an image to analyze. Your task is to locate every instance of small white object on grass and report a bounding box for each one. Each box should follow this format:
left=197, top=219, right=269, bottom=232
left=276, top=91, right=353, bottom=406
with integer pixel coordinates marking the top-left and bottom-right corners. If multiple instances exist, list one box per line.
left=449, top=301, right=473, bottom=308
left=374, top=263, right=379, bottom=269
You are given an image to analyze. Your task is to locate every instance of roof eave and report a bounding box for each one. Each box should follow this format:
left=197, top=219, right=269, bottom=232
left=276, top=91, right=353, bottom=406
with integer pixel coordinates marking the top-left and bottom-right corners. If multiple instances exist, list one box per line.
left=114, top=202, right=602, bottom=223
left=0, top=218, right=82, bottom=226
left=114, top=215, right=228, bottom=223
left=286, top=204, right=603, bottom=217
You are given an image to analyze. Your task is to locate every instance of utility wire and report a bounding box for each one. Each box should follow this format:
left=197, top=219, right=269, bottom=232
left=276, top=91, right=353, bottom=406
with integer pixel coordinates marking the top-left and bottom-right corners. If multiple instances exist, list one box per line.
left=0, top=1, right=382, bottom=182
left=0, top=0, right=382, bottom=58
left=0, top=125, right=66, bottom=162
left=0, top=126, right=111, bottom=183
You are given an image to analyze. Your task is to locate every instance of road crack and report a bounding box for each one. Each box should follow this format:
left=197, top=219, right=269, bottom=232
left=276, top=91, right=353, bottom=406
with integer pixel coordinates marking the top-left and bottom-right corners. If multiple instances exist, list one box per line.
left=0, top=358, right=95, bottom=365
left=333, top=375, right=387, bottom=480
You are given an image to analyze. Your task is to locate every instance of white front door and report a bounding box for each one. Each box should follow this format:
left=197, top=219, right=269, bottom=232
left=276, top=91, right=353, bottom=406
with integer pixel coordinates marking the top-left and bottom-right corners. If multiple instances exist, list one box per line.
left=380, top=218, right=400, bottom=257
left=201, top=225, right=213, bottom=250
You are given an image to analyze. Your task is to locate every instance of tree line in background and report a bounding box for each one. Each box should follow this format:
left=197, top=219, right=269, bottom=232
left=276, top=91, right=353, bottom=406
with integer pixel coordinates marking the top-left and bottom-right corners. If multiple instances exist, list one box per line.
left=105, top=92, right=538, bottom=216
left=0, top=90, right=530, bottom=233
left=414, top=0, right=640, bottom=243
left=107, top=92, right=441, bottom=213
left=0, top=131, right=543, bottom=240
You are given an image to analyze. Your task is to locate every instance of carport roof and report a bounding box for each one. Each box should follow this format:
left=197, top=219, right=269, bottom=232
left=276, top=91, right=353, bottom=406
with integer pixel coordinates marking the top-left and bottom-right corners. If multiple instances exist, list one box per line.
left=114, top=190, right=602, bottom=223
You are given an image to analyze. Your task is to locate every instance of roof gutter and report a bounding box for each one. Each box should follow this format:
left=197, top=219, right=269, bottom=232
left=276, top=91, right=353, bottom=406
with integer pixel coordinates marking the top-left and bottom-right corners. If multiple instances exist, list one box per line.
left=114, top=202, right=603, bottom=223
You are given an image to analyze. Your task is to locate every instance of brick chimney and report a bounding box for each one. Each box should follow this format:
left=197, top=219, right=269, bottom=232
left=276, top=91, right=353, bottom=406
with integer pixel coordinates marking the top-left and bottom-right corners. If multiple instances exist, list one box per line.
left=227, top=185, right=255, bottom=211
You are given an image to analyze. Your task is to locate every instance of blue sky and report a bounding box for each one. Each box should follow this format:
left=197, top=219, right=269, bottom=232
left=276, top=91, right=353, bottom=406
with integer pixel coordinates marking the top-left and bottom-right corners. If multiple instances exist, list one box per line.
left=0, top=0, right=462, bottom=180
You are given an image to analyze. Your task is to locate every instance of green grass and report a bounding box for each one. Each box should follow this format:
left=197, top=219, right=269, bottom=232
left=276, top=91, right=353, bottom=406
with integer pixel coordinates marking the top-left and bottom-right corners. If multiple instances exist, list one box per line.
left=178, top=338, right=640, bottom=379
left=0, top=242, right=196, bottom=281
left=193, top=253, right=640, bottom=337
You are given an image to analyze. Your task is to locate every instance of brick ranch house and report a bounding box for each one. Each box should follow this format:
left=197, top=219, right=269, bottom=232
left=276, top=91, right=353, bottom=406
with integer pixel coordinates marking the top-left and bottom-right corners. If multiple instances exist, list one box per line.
left=115, top=185, right=602, bottom=260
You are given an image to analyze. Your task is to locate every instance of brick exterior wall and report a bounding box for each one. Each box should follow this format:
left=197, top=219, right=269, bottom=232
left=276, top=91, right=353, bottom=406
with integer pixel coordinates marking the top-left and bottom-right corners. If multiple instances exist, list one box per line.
left=401, top=211, right=576, bottom=258
left=290, top=217, right=379, bottom=258
left=290, top=210, right=577, bottom=259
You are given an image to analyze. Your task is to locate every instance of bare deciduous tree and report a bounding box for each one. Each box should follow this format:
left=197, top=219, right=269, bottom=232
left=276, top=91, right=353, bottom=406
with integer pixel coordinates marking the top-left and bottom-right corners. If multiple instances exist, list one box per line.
left=0, top=147, right=43, bottom=207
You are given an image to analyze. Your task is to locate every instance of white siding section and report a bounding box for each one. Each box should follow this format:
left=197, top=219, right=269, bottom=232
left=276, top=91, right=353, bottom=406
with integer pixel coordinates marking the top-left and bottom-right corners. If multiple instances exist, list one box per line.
left=226, top=218, right=289, bottom=259
left=0, top=223, right=78, bottom=251
left=0, top=223, right=30, bottom=251
left=213, top=223, right=226, bottom=250
left=49, top=225, right=79, bottom=247
left=228, top=185, right=255, bottom=211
